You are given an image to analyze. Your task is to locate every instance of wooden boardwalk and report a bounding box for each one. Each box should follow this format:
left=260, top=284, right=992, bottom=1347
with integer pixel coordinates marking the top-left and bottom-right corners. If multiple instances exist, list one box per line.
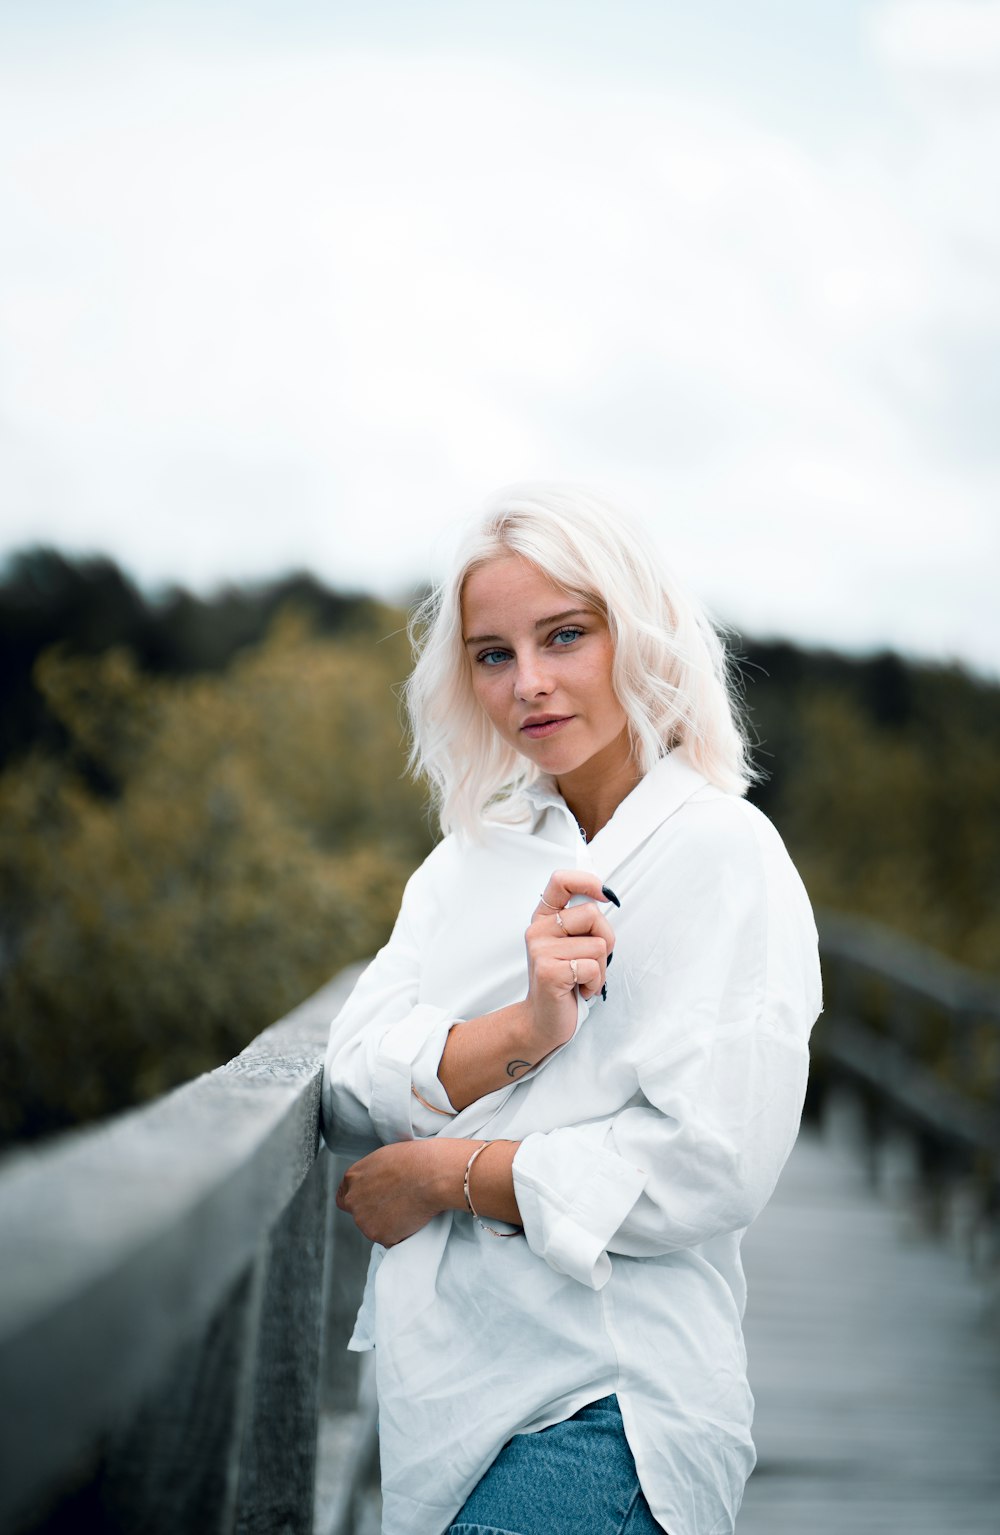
left=740, top=1119, right=1000, bottom=1533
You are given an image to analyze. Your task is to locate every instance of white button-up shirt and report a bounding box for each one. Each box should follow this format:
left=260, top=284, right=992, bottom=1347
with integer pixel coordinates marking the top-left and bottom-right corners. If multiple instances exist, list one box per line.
left=322, top=747, right=822, bottom=1535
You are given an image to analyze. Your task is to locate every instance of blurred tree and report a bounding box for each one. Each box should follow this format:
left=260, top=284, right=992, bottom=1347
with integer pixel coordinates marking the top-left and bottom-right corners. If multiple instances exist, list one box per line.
left=0, top=608, right=431, bottom=1145
left=745, top=663, right=1000, bottom=975
left=0, top=549, right=148, bottom=765
left=0, top=548, right=384, bottom=766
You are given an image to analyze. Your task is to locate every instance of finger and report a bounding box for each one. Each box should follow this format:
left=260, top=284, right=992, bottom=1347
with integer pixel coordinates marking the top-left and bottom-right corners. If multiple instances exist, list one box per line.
left=535, top=869, right=609, bottom=916
left=538, top=932, right=609, bottom=959
left=567, top=955, right=604, bottom=998
left=536, top=952, right=597, bottom=996
left=533, top=929, right=612, bottom=983
left=537, top=939, right=608, bottom=989
left=550, top=904, right=615, bottom=948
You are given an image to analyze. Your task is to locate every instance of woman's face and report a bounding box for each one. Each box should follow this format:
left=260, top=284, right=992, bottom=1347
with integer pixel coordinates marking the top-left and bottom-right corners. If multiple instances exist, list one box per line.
left=461, top=553, right=632, bottom=784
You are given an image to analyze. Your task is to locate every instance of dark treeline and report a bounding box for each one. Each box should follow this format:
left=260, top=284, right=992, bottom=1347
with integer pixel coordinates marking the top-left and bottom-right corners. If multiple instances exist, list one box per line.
left=2, top=546, right=986, bottom=777
left=1, top=546, right=997, bottom=1148
left=0, top=546, right=386, bottom=768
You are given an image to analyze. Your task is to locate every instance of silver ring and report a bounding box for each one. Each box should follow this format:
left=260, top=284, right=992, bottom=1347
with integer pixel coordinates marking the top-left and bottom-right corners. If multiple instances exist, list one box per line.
left=569, top=958, right=579, bottom=985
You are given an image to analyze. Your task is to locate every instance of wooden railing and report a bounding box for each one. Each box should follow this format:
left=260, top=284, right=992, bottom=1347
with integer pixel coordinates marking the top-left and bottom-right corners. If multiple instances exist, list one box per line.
left=2, top=914, right=998, bottom=1534
left=813, top=911, right=1000, bottom=1274
left=0, top=964, right=378, bottom=1535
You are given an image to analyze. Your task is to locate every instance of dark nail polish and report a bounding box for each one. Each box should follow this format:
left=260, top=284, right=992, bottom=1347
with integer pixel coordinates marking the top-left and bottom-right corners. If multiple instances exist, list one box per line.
left=607, top=951, right=614, bottom=968
left=601, top=884, right=621, bottom=907
left=601, top=983, right=608, bottom=1002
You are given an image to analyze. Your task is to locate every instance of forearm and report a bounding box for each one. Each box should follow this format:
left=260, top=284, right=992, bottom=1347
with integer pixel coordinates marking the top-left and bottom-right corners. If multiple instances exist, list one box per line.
left=432, top=1137, right=522, bottom=1226
left=437, top=1000, right=543, bottom=1110
left=437, top=872, right=614, bottom=1113
left=336, top=1136, right=522, bottom=1246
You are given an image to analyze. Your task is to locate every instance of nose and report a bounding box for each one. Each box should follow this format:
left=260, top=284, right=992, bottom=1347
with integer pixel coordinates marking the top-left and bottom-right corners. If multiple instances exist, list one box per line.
left=513, top=650, right=555, bottom=701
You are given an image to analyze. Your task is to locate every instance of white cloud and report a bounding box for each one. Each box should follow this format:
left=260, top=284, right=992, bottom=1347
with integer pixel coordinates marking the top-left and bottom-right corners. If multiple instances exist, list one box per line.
left=870, top=0, right=1000, bottom=76
left=0, top=37, right=997, bottom=671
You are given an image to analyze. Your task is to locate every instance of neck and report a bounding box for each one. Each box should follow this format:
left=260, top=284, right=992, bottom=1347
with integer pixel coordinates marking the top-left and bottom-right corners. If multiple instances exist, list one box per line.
left=555, top=729, right=642, bottom=841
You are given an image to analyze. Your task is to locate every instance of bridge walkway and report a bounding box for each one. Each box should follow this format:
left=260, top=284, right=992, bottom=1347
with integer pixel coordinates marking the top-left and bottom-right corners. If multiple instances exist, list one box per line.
left=739, top=1117, right=1000, bottom=1534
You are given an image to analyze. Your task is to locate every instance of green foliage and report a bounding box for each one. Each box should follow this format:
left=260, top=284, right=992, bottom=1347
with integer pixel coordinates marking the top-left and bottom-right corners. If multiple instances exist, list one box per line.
left=0, top=607, right=432, bottom=1146
left=744, top=653, right=1000, bottom=976
left=0, top=546, right=387, bottom=766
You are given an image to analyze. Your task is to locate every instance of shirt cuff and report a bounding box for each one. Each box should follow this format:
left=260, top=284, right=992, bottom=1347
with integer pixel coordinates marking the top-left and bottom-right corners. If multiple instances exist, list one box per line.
left=369, top=1004, right=460, bottom=1142
left=512, top=1128, right=649, bottom=1290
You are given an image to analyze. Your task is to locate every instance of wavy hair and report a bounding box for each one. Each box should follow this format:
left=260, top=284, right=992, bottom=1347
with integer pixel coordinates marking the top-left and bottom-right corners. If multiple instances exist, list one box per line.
left=404, top=483, right=756, bottom=837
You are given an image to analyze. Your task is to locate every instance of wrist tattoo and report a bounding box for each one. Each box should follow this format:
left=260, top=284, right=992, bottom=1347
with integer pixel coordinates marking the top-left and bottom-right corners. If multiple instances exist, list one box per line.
left=506, top=1058, right=531, bottom=1079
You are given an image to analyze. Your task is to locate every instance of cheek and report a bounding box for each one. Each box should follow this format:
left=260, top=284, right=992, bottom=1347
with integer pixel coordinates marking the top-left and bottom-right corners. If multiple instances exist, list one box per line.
left=471, top=672, right=507, bottom=726
left=586, top=649, right=620, bottom=711
left=599, top=676, right=628, bottom=733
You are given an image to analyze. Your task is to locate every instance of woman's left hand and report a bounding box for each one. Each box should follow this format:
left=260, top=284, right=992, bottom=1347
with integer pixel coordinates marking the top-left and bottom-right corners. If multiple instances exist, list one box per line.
left=336, top=1139, right=461, bottom=1247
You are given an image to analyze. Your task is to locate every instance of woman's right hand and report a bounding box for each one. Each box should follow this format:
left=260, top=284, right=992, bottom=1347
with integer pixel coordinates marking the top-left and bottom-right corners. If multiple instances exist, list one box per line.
left=522, top=870, right=617, bottom=1058
left=435, top=870, right=617, bottom=1111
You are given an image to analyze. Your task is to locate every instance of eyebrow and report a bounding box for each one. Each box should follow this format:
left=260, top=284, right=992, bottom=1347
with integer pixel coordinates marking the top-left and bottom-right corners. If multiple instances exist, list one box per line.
left=463, top=609, right=592, bottom=647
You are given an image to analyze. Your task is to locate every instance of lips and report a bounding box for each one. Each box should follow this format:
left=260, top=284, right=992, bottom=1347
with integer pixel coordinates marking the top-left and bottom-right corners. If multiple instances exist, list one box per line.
left=520, top=715, right=574, bottom=739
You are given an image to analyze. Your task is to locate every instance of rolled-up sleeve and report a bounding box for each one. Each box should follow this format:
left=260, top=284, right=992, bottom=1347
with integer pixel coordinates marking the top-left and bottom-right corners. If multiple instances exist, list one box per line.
left=513, top=1131, right=649, bottom=1289
left=512, top=802, right=822, bottom=1288
left=322, top=856, right=461, bottom=1155
left=368, top=1004, right=459, bottom=1142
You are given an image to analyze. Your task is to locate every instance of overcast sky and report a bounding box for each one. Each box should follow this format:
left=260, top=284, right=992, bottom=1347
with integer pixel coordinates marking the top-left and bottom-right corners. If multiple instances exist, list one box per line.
left=1, top=0, right=998, bottom=673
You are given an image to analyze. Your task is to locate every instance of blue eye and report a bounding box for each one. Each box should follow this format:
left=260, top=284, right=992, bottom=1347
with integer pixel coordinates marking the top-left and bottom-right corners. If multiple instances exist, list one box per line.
left=476, top=648, right=511, bottom=667
left=552, top=627, right=584, bottom=646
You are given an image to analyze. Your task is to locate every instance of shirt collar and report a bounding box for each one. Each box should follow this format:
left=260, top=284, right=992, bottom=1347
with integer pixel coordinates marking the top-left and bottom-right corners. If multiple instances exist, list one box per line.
left=522, top=774, right=568, bottom=813
left=522, top=746, right=710, bottom=878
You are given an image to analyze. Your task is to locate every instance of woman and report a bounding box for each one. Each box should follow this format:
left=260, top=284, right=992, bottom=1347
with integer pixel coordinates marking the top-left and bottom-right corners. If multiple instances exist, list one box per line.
left=322, top=483, right=821, bottom=1535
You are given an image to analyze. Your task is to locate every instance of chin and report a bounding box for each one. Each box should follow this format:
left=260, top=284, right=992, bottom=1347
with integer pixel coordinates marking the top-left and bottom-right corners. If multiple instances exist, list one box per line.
left=532, top=746, right=592, bottom=775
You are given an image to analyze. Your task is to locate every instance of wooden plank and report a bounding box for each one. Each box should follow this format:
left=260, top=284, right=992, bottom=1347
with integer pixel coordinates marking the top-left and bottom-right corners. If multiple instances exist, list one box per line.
left=319, top=1157, right=370, bottom=1414
left=740, top=1119, right=1000, bottom=1533
left=235, top=1153, right=329, bottom=1535
left=97, top=1257, right=265, bottom=1534
left=819, top=1014, right=1000, bottom=1159
left=0, top=966, right=362, bottom=1534
left=818, top=911, right=1000, bottom=1020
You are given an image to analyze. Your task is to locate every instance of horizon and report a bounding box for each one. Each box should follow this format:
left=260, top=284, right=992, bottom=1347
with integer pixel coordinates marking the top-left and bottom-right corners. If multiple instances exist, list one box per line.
left=5, top=534, right=996, bottom=685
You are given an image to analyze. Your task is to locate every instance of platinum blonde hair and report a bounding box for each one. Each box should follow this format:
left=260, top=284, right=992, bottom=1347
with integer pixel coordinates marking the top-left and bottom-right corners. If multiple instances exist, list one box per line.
left=404, top=483, right=755, bottom=838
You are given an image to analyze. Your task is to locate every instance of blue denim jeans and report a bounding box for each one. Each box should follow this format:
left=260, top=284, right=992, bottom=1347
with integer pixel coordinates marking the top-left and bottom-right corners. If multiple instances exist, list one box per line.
left=446, top=1394, right=666, bottom=1535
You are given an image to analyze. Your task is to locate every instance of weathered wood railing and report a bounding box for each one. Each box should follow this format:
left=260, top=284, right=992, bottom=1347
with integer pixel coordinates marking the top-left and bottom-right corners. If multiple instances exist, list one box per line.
left=0, top=964, right=378, bottom=1535
left=813, top=912, right=1000, bottom=1277
left=2, top=914, right=999, bottom=1534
